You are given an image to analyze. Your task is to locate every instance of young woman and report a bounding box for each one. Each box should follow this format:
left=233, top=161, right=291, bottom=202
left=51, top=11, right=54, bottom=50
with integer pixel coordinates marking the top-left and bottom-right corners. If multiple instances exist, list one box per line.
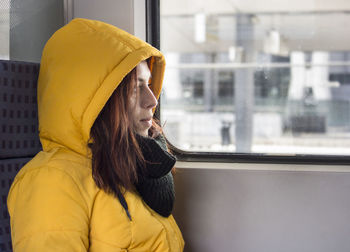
left=7, top=18, right=184, bottom=251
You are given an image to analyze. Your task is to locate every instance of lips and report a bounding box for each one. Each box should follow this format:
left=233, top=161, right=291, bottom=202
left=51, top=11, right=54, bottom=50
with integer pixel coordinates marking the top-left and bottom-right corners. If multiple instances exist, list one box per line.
left=140, top=117, right=152, bottom=122
left=140, top=117, right=152, bottom=127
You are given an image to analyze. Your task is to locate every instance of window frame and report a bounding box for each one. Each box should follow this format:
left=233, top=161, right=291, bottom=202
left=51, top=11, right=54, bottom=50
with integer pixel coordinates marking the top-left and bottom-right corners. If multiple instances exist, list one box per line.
left=145, top=0, right=350, bottom=165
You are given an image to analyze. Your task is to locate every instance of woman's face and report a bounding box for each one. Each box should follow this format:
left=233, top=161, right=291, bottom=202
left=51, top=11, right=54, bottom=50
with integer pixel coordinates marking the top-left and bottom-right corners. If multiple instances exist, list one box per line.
left=128, top=61, right=158, bottom=136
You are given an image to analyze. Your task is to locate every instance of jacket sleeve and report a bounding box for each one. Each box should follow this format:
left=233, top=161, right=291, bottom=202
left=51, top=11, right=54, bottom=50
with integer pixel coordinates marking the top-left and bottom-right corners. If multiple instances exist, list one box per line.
left=7, top=166, right=90, bottom=252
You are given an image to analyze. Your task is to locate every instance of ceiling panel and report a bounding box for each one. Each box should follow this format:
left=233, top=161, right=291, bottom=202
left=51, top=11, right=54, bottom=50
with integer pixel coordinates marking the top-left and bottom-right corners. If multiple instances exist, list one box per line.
left=161, top=0, right=350, bottom=52
left=161, top=0, right=350, bottom=16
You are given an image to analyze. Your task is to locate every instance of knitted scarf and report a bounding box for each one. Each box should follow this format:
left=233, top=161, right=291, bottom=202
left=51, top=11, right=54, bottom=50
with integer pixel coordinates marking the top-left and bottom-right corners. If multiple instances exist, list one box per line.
left=135, top=134, right=176, bottom=218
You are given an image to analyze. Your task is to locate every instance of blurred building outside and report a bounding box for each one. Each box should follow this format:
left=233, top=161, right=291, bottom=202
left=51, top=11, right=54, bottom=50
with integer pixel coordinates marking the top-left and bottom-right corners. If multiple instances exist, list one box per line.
left=160, top=0, right=350, bottom=155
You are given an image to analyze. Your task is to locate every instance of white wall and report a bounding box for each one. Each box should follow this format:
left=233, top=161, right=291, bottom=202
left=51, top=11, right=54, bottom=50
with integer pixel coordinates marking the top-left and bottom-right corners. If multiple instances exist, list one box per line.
left=7, top=0, right=146, bottom=62
left=173, top=165, right=350, bottom=252
left=72, top=0, right=145, bottom=39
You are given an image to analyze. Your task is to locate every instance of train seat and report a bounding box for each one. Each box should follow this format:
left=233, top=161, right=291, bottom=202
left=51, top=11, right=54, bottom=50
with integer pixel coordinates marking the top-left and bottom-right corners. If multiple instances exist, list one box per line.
left=0, top=60, right=41, bottom=251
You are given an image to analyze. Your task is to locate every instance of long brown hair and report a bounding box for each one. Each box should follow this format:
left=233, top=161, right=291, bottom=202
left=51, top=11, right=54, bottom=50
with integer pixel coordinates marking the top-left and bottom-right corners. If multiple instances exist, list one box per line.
left=89, top=66, right=162, bottom=197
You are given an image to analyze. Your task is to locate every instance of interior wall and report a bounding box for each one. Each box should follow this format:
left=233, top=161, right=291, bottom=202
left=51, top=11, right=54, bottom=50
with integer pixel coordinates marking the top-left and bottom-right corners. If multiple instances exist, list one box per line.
left=8, top=0, right=145, bottom=63
left=73, top=0, right=133, bottom=33
left=173, top=167, right=350, bottom=252
left=73, top=0, right=145, bottom=39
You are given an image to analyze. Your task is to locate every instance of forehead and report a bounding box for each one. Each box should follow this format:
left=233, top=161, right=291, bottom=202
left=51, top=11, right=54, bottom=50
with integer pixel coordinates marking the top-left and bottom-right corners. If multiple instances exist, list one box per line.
left=136, top=61, right=151, bottom=81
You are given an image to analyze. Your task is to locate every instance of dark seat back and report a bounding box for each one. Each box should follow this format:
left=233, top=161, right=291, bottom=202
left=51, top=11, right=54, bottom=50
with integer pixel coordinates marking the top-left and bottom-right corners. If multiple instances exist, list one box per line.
left=0, top=60, right=41, bottom=251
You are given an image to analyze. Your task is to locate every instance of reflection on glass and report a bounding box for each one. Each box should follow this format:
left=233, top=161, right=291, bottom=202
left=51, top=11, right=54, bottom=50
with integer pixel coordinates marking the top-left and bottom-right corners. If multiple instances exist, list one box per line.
left=0, top=0, right=64, bottom=62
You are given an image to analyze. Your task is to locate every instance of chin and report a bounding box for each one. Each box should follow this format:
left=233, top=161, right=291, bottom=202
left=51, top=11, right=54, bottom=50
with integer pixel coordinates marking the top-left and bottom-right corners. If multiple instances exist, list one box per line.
left=137, top=128, right=149, bottom=137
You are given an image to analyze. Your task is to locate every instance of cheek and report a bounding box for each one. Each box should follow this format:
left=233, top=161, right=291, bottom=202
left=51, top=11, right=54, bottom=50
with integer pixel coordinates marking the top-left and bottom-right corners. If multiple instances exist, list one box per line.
left=128, top=93, right=137, bottom=113
left=126, top=99, right=134, bottom=121
left=130, top=108, right=140, bottom=124
left=127, top=98, right=140, bottom=125
left=129, top=93, right=137, bottom=107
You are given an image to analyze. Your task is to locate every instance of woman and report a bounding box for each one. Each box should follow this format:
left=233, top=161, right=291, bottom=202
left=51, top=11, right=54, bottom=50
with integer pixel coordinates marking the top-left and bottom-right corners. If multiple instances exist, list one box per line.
left=7, top=18, right=184, bottom=251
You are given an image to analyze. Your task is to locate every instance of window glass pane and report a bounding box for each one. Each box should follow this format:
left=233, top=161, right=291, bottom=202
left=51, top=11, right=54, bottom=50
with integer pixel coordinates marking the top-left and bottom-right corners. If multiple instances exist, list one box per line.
left=0, top=0, right=64, bottom=62
left=160, top=1, right=350, bottom=155
left=0, top=0, right=10, bottom=59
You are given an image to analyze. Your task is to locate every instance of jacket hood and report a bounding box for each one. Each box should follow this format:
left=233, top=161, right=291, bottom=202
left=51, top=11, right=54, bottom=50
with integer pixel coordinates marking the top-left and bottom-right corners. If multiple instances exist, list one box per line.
left=37, top=18, right=166, bottom=156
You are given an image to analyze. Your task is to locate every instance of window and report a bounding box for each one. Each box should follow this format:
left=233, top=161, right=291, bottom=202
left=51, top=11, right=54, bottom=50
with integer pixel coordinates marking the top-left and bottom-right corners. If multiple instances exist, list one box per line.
left=0, top=0, right=64, bottom=62
left=159, top=1, right=350, bottom=157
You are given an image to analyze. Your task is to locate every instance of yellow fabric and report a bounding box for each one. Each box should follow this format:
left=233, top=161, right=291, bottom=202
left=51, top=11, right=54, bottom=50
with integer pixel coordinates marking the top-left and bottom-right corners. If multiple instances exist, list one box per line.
left=7, top=18, right=184, bottom=252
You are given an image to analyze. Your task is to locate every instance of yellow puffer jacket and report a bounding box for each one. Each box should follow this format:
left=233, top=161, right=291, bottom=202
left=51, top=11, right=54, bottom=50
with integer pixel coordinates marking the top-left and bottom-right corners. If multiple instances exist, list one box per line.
left=7, top=18, right=184, bottom=252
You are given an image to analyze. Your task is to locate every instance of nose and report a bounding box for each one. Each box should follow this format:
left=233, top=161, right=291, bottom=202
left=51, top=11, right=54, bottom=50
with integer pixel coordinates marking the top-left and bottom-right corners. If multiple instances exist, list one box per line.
left=142, top=86, right=158, bottom=109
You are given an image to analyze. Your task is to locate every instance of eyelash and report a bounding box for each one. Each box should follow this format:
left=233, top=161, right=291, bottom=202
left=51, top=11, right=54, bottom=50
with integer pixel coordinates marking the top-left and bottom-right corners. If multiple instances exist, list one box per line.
left=134, top=83, right=152, bottom=92
left=137, top=83, right=151, bottom=88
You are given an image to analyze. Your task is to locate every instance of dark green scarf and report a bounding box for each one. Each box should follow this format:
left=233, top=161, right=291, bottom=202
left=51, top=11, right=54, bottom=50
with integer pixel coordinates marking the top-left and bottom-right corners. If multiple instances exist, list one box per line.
left=116, top=134, right=176, bottom=220
left=135, top=134, right=176, bottom=218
